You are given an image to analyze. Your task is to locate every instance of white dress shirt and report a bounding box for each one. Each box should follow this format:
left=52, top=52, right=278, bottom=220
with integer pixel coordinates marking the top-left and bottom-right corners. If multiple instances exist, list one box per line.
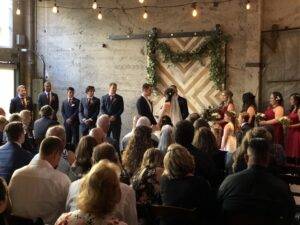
left=66, top=179, right=138, bottom=225
left=8, top=159, right=71, bottom=225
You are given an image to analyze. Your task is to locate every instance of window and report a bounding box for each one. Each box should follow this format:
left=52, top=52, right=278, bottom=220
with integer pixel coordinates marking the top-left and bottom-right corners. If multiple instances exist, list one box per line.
left=0, top=0, right=13, bottom=48
left=0, top=69, right=14, bottom=116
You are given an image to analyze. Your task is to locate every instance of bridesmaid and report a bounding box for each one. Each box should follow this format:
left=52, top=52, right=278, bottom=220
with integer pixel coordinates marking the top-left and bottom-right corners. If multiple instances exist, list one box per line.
left=286, top=93, right=300, bottom=163
left=218, top=90, right=235, bottom=128
left=241, top=92, right=256, bottom=127
left=259, top=92, right=284, bottom=146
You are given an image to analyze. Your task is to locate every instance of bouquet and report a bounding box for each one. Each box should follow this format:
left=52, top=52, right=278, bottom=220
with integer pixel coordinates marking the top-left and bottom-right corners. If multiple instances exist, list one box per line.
left=201, top=106, right=220, bottom=122
left=277, top=116, right=290, bottom=126
left=255, top=113, right=266, bottom=122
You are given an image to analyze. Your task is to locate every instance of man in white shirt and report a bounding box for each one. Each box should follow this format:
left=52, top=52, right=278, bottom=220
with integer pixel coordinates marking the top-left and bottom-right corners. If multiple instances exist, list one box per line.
left=66, top=143, right=138, bottom=225
left=9, top=136, right=71, bottom=225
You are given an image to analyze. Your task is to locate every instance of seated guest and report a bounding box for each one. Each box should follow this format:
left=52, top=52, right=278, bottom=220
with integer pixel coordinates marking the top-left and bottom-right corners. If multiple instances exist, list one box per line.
left=33, top=105, right=59, bottom=146
left=20, top=110, right=36, bottom=154
left=0, top=116, right=8, bottom=146
left=9, top=137, right=71, bottom=225
left=96, top=115, right=119, bottom=155
left=66, top=143, right=138, bottom=225
left=218, top=138, right=295, bottom=224
left=132, top=148, right=164, bottom=204
left=158, top=125, right=174, bottom=154
left=68, top=136, right=97, bottom=182
left=121, top=115, right=140, bottom=151
left=0, top=122, right=33, bottom=183
left=174, top=120, right=216, bottom=184
left=236, top=112, right=251, bottom=147
left=0, top=108, right=5, bottom=117
left=160, top=144, right=216, bottom=225
left=159, top=115, right=173, bottom=128
left=89, top=127, right=106, bottom=145
left=193, top=118, right=210, bottom=130
left=56, top=160, right=127, bottom=225
left=122, top=126, right=154, bottom=177
left=8, top=113, right=22, bottom=123
left=186, top=112, right=200, bottom=124
left=0, top=178, right=10, bottom=224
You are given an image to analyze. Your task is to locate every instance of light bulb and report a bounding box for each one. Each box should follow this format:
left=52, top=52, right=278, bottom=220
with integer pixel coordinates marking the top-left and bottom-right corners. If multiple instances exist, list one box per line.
left=92, top=1, right=97, bottom=10
left=52, top=4, right=58, bottom=14
left=143, top=10, right=148, bottom=19
left=139, top=0, right=144, bottom=3
left=192, top=8, right=197, bottom=17
left=246, top=1, right=251, bottom=10
left=16, top=8, right=21, bottom=15
left=98, top=11, right=103, bottom=20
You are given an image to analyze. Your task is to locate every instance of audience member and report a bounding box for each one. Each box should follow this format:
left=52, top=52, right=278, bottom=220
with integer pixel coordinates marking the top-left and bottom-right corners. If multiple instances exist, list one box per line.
left=68, top=136, right=97, bottom=182
left=132, top=148, right=164, bottom=204
left=56, top=160, right=126, bottom=225
left=193, top=118, right=210, bottom=130
left=160, top=144, right=216, bottom=225
left=19, top=110, right=36, bottom=154
left=33, top=105, right=59, bottom=146
left=66, top=143, right=138, bottom=225
left=9, top=137, right=71, bottom=225
left=218, top=138, right=295, bottom=224
left=8, top=113, right=22, bottom=123
left=0, top=108, right=6, bottom=117
left=174, top=120, right=216, bottom=184
left=158, top=125, right=174, bottom=154
left=186, top=112, right=200, bottom=124
left=236, top=112, right=251, bottom=147
left=0, top=116, right=8, bottom=146
left=122, top=126, right=154, bottom=177
left=159, top=115, right=173, bottom=128
left=0, top=122, right=33, bottom=183
left=89, top=127, right=106, bottom=144
left=0, top=178, right=10, bottom=224
left=121, top=115, right=140, bottom=151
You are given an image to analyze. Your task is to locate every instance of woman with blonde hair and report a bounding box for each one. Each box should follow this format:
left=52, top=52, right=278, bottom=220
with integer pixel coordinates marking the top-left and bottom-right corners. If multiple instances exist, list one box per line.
left=160, top=144, right=216, bottom=225
left=132, top=148, right=164, bottom=204
left=55, top=160, right=127, bottom=225
left=158, top=125, right=174, bottom=154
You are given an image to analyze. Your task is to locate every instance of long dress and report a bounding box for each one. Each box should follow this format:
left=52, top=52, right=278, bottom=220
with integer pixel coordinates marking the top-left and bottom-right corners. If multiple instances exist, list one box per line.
left=286, top=110, right=300, bottom=160
left=264, top=106, right=284, bottom=146
left=160, top=95, right=182, bottom=126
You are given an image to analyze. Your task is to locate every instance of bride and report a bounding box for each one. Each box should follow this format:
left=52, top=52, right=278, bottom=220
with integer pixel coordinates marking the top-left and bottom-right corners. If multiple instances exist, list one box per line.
left=158, top=87, right=182, bottom=126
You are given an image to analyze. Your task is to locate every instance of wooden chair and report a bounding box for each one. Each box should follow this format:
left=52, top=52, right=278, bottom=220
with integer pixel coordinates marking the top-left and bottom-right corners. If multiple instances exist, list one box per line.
left=7, top=215, right=44, bottom=225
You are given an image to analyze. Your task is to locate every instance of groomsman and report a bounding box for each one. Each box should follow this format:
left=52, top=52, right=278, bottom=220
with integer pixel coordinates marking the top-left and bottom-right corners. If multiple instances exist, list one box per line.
left=37, top=81, right=59, bottom=120
left=100, top=83, right=124, bottom=144
left=170, top=85, right=189, bottom=120
left=9, top=85, right=33, bottom=114
left=61, top=87, right=80, bottom=147
left=136, top=83, right=157, bottom=125
left=79, top=86, right=100, bottom=136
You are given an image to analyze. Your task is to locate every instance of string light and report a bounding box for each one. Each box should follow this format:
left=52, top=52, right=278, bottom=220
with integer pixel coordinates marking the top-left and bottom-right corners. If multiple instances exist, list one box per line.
left=92, top=0, right=97, bottom=10
left=16, top=0, right=21, bottom=15
left=143, top=9, right=148, bottom=19
left=52, top=3, right=59, bottom=14
left=192, top=3, right=197, bottom=17
left=97, top=9, right=103, bottom=20
left=246, top=0, right=251, bottom=10
left=139, top=0, right=144, bottom=4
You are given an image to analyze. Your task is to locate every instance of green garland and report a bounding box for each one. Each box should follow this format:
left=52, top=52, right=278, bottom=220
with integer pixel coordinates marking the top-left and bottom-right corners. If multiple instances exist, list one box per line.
left=146, top=29, right=230, bottom=90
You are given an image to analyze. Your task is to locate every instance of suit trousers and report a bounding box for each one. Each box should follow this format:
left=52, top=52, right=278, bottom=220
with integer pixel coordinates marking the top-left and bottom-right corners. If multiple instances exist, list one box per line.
left=80, top=123, right=95, bottom=137
left=108, top=122, right=121, bottom=145
left=64, top=122, right=79, bottom=147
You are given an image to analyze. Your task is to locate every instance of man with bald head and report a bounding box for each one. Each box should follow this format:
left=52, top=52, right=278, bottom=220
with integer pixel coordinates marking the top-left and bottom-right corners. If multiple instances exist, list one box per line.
left=89, top=127, right=106, bottom=145
left=9, top=85, right=33, bottom=114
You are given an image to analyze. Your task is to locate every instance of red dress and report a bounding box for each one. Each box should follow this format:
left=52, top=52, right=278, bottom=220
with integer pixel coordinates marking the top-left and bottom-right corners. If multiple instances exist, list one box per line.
left=264, top=106, right=284, bottom=146
left=286, top=110, right=300, bottom=158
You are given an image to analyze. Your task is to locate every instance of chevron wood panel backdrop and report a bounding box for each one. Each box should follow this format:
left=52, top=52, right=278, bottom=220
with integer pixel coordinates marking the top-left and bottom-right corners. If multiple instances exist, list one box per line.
left=152, top=36, right=223, bottom=116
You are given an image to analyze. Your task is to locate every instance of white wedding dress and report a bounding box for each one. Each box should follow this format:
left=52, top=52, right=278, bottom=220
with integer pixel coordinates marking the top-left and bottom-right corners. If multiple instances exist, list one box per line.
left=160, top=95, right=182, bottom=125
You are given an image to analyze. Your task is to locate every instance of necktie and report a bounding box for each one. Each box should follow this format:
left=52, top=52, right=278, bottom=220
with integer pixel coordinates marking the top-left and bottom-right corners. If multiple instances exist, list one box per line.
left=88, top=98, right=91, bottom=106
left=68, top=98, right=72, bottom=105
left=21, top=98, right=25, bottom=107
left=47, top=93, right=50, bottom=104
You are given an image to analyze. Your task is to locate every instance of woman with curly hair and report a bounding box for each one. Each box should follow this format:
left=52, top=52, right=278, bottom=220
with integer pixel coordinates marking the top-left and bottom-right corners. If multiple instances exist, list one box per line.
left=122, top=126, right=154, bottom=177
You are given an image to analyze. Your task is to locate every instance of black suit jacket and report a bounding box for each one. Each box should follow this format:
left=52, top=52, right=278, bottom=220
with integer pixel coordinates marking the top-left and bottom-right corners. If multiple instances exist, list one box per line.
left=178, top=96, right=189, bottom=120
left=61, top=98, right=80, bottom=124
left=100, top=94, right=124, bottom=124
left=79, top=96, right=100, bottom=124
left=136, top=96, right=157, bottom=125
left=33, top=116, right=59, bottom=145
left=9, top=96, right=33, bottom=113
left=37, top=92, right=59, bottom=113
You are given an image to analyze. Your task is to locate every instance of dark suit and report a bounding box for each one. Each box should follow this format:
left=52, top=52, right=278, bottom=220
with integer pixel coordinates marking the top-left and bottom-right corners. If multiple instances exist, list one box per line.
left=61, top=98, right=80, bottom=147
left=100, top=94, right=124, bottom=143
left=33, top=116, right=59, bottom=146
left=9, top=96, right=33, bottom=114
left=79, top=96, right=100, bottom=136
left=0, top=142, right=33, bottom=183
left=178, top=95, right=189, bottom=120
left=236, top=123, right=252, bottom=147
left=136, top=96, right=157, bottom=125
left=37, top=92, right=59, bottom=120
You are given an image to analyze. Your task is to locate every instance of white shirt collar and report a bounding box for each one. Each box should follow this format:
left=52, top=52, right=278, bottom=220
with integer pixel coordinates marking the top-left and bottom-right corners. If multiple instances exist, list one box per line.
left=30, top=158, right=54, bottom=169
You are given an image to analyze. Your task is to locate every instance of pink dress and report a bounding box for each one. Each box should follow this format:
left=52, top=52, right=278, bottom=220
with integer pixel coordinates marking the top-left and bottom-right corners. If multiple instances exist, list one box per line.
left=264, top=106, right=284, bottom=146
left=286, top=110, right=300, bottom=158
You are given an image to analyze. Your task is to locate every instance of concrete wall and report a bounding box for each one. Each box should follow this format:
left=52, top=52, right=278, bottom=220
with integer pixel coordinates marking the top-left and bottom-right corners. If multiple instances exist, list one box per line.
left=36, top=0, right=264, bottom=135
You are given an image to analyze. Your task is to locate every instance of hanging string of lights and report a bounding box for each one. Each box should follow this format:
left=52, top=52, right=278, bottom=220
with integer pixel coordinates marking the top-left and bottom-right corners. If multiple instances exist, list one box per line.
left=17, top=0, right=252, bottom=18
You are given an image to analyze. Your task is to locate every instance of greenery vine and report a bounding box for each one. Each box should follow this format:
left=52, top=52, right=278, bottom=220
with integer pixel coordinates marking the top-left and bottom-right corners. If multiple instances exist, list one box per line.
left=146, top=28, right=230, bottom=90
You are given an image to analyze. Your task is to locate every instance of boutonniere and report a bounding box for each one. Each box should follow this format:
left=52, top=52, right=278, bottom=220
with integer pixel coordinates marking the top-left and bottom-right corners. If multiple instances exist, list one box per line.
left=71, top=103, right=75, bottom=107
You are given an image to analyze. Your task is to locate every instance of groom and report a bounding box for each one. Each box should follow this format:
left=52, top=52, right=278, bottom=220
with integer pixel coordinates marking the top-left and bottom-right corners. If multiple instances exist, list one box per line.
left=170, top=85, right=189, bottom=120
